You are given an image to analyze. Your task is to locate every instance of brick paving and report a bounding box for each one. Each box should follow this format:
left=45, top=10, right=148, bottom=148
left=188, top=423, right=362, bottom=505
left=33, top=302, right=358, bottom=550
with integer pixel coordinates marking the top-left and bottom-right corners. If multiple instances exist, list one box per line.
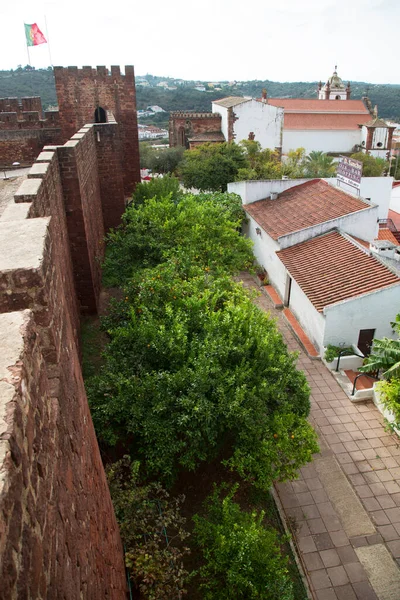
left=240, top=273, right=400, bottom=600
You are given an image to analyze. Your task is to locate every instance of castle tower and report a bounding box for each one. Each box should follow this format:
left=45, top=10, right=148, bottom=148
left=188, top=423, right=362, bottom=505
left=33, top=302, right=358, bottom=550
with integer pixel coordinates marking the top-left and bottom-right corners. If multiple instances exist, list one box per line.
left=318, top=67, right=350, bottom=100
left=54, top=65, right=140, bottom=194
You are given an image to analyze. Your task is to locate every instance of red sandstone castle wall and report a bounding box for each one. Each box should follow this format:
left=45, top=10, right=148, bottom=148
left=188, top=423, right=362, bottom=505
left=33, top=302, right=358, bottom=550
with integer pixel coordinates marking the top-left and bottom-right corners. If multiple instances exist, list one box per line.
left=54, top=65, right=140, bottom=195
left=169, top=112, right=222, bottom=147
left=0, top=125, right=127, bottom=599
left=0, top=97, right=61, bottom=165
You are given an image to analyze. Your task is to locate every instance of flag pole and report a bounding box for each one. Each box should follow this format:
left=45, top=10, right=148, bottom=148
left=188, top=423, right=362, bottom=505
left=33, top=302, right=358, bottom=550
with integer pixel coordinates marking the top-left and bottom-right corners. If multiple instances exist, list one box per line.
left=44, top=15, right=53, bottom=66
left=24, top=24, right=31, bottom=67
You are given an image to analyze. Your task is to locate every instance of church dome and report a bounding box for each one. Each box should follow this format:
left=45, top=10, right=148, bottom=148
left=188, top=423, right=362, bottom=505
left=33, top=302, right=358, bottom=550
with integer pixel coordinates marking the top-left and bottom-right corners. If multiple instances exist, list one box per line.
left=327, top=67, right=345, bottom=89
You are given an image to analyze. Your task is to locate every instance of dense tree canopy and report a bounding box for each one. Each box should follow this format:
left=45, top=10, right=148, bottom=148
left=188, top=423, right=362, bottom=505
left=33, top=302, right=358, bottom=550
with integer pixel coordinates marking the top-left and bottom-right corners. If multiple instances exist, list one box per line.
left=88, top=186, right=318, bottom=489
left=179, top=142, right=248, bottom=191
left=350, top=152, right=389, bottom=176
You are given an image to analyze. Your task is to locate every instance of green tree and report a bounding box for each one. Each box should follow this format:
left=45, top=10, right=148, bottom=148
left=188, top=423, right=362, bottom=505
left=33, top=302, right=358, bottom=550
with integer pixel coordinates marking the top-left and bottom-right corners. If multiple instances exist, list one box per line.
left=359, top=314, right=400, bottom=379
left=140, top=144, right=184, bottom=174
left=350, top=152, right=389, bottom=176
left=90, top=205, right=317, bottom=487
left=193, top=484, right=294, bottom=600
left=179, top=142, right=248, bottom=191
left=107, top=456, right=190, bottom=599
left=131, top=175, right=182, bottom=206
left=282, top=148, right=307, bottom=178
left=304, top=151, right=336, bottom=177
left=236, top=140, right=283, bottom=180
left=102, top=192, right=252, bottom=286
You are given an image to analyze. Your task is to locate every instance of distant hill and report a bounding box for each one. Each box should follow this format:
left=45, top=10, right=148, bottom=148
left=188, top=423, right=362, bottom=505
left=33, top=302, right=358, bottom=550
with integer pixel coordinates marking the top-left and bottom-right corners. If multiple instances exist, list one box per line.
left=1, top=67, right=399, bottom=122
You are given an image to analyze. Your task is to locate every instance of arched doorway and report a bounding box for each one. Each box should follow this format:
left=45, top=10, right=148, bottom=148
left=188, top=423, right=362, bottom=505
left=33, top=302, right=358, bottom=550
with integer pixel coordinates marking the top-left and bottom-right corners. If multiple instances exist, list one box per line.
left=94, top=106, right=107, bottom=123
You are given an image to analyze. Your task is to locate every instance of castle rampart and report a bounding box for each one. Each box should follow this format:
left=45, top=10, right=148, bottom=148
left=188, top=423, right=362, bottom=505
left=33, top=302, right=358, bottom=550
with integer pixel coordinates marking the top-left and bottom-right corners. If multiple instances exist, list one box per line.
left=0, top=121, right=129, bottom=598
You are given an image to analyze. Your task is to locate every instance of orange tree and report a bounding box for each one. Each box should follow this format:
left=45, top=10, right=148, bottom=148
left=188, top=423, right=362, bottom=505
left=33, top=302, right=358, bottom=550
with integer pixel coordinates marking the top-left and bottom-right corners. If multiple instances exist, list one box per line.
left=88, top=188, right=318, bottom=488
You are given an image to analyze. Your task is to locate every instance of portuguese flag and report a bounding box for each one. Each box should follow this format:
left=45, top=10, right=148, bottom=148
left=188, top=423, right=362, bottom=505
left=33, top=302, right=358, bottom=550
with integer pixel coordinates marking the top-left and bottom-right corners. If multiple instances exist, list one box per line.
left=24, top=23, right=47, bottom=47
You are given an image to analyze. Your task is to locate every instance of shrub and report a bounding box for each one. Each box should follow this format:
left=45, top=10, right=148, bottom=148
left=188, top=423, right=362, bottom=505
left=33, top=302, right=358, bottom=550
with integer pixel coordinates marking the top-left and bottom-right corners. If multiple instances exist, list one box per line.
left=106, top=456, right=190, bottom=599
left=324, top=344, right=353, bottom=363
left=376, top=378, right=400, bottom=430
left=193, top=484, right=294, bottom=600
left=89, top=266, right=318, bottom=488
left=131, top=174, right=182, bottom=206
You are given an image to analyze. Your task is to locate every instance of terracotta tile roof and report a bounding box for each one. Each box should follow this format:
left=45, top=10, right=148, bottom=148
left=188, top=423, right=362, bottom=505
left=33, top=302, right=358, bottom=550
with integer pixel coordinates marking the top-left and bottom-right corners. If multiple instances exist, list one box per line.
left=389, top=209, right=400, bottom=229
left=213, top=96, right=250, bottom=108
left=244, top=179, right=371, bottom=240
left=378, top=228, right=399, bottom=244
left=349, top=235, right=370, bottom=249
left=277, top=231, right=400, bottom=312
left=283, top=112, right=369, bottom=130
left=363, top=117, right=394, bottom=129
left=267, top=98, right=370, bottom=113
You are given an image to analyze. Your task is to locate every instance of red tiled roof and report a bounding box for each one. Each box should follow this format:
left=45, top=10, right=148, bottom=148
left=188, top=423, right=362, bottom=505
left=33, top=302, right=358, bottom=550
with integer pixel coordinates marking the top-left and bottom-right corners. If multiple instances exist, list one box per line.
left=267, top=98, right=370, bottom=113
left=244, top=179, right=371, bottom=240
left=350, top=235, right=370, bottom=249
left=378, top=228, right=399, bottom=244
left=389, top=209, right=400, bottom=229
left=283, top=112, right=369, bottom=130
left=277, top=231, right=400, bottom=312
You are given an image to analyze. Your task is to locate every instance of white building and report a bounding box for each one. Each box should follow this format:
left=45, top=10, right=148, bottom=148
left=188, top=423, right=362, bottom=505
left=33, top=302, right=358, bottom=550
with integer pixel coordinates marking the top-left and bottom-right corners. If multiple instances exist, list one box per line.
left=267, top=97, right=370, bottom=155
left=228, top=178, right=400, bottom=355
left=211, top=96, right=283, bottom=152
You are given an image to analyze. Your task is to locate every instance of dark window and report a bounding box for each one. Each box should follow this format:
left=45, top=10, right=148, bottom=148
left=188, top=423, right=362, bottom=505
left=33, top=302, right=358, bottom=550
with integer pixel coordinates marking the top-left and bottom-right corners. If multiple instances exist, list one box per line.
left=377, top=142, right=383, bottom=148
left=94, top=106, right=107, bottom=123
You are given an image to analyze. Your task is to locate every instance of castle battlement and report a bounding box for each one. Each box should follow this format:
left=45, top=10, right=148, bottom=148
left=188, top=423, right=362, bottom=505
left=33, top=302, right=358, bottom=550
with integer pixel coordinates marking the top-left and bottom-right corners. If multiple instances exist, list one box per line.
left=170, top=111, right=220, bottom=119
left=53, top=64, right=135, bottom=82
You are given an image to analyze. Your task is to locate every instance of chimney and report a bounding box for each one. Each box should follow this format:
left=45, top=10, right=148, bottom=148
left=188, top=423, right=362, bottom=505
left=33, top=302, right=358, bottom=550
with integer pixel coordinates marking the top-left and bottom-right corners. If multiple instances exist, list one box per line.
left=370, top=239, right=397, bottom=259
left=261, top=88, right=267, bottom=103
left=270, top=192, right=279, bottom=200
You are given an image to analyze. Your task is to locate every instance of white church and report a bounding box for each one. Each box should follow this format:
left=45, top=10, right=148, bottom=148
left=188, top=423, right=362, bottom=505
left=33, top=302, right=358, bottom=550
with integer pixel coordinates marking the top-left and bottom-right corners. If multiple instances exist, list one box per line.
left=211, top=68, right=394, bottom=158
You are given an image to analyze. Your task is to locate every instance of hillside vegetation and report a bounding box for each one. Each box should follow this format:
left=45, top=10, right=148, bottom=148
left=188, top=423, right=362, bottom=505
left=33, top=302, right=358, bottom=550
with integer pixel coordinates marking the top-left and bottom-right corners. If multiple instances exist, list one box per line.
left=1, top=67, right=400, bottom=121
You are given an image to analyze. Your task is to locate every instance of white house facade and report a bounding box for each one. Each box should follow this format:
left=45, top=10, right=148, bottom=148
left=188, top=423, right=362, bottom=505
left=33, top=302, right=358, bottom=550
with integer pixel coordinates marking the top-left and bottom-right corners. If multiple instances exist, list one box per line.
left=229, top=178, right=400, bottom=355
left=211, top=97, right=283, bottom=152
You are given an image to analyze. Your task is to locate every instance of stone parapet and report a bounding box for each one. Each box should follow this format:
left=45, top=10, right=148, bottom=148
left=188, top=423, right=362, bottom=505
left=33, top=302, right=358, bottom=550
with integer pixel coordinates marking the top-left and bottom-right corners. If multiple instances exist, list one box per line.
left=0, top=123, right=127, bottom=598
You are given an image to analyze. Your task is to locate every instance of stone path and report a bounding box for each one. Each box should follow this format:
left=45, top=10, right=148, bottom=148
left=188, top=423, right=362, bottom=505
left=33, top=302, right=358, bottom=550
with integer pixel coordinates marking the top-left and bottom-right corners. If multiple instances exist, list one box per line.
left=240, top=272, right=400, bottom=600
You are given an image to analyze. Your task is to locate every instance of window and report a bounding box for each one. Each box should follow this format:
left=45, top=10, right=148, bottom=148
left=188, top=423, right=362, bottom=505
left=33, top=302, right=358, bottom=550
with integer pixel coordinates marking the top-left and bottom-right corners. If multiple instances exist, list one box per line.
left=94, top=106, right=107, bottom=123
left=377, top=142, right=383, bottom=148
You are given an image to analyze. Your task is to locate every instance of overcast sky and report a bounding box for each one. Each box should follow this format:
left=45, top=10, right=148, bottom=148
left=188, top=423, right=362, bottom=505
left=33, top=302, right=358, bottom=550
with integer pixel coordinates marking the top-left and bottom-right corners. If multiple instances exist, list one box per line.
left=1, top=0, right=398, bottom=84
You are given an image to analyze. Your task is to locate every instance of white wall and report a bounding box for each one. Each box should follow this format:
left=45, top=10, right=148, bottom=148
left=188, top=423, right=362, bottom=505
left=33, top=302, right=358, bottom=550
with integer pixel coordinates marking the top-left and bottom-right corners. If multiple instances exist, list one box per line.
left=279, top=205, right=378, bottom=248
left=212, top=103, right=228, bottom=141
left=372, top=127, right=389, bottom=149
left=286, top=276, right=326, bottom=351
left=283, top=129, right=360, bottom=155
left=390, top=184, right=400, bottom=213
left=323, top=284, right=400, bottom=347
left=334, top=176, right=393, bottom=221
left=229, top=177, right=391, bottom=224
left=244, top=216, right=287, bottom=297
left=228, top=179, right=310, bottom=205
left=232, top=100, right=283, bottom=150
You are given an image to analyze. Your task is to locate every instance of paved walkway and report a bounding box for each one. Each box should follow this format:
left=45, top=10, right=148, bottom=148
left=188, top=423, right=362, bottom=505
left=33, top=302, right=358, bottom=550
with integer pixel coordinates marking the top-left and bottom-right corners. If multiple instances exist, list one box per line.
left=241, top=273, right=400, bottom=600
